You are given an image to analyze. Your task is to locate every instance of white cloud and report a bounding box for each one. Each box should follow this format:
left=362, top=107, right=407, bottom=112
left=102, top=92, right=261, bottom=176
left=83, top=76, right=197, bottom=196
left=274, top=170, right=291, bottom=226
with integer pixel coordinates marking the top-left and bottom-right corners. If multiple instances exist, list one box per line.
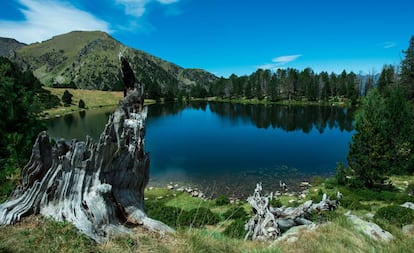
left=0, top=0, right=109, bottom=44
left=256, top=63, right=278, bottom=70
left=256, top=54, right=302, bottom=71
left=272, top=54, right=302, bottom=64
left=115, top=0, right=150, bottom=17
left=380, top=41, right=396, bottom=49
left=115, top=0, right=179, bottom=17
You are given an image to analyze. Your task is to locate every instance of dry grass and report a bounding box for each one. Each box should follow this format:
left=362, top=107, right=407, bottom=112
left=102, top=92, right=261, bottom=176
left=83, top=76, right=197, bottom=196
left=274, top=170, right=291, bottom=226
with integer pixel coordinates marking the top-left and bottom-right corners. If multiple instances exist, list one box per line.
left=41, top=87, right=156, bottom=118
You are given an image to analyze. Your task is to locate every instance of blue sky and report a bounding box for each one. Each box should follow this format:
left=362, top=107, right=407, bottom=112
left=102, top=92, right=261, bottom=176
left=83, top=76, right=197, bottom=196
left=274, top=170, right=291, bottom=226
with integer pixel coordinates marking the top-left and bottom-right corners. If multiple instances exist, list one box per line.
left=0, top=0, right=413, bottom=77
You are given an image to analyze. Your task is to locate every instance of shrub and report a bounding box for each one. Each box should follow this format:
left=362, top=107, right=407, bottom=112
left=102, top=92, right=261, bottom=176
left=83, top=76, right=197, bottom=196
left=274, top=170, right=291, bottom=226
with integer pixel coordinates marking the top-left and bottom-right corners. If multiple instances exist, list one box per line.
left=222, top=206, right=248, bottom=220
left=145, top=204, right=181, bottom=227
left=336, top=162, right=347, bottom=185
left=223, top=219, right=246, bottom=239
left=270, top=198, right=283, bottom=208
left=324, top=178, right=337, bottom=189
left=78, top=99, right=86, bottom=109
left=62, top=90, right=73, bottom=106
left=340, top=198, right=371, bottom=211
left=215, top=194, right=230, bottom=206
left=374, top=205, right=414, bottom=227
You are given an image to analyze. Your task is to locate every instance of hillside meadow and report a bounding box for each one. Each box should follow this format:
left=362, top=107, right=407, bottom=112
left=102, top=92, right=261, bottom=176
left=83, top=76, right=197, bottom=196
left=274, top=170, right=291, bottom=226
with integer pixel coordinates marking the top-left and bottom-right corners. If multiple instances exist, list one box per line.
left=41, top=87, right=155, bottom=118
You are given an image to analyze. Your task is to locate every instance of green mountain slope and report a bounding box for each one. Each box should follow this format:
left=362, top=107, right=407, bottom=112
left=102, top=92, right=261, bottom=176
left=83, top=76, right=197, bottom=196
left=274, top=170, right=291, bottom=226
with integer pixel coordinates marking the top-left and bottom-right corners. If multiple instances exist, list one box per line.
left=8, top=31, right=217, bottom=94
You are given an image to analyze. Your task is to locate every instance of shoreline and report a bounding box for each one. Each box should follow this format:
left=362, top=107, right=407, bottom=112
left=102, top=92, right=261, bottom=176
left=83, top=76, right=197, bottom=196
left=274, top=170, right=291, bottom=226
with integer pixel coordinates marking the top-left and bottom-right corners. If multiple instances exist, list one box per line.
left=147, top=173, right=323, bottom=200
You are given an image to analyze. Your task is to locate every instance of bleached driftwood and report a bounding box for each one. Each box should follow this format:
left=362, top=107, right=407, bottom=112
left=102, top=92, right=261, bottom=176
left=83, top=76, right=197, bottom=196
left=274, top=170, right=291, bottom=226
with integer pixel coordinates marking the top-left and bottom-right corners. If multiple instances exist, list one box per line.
left=0, top=59, right=173, bottom=242
left=245, top=183, right=341, bottom=241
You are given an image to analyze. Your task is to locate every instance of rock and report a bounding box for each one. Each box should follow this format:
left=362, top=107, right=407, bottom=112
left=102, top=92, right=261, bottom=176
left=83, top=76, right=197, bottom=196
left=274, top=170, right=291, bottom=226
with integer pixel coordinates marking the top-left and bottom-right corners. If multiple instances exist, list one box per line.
left=191, top=191, right=199, bottom=197
left=365, top=213, right=375, bottom=219
left=401, top=202, right=414, bottom=210
left=402, top=224, right=414, bottom=235
left=277, top=219, right=296, bottom=232
left=345, top=212, right=393, bottom=242
left=167, top=185, right=174, bottom=190
left=273, top=224, right=318, bottom=244
left=177, top=187, right=185, bottom=192
left=300, top=182, right=310, bottom=188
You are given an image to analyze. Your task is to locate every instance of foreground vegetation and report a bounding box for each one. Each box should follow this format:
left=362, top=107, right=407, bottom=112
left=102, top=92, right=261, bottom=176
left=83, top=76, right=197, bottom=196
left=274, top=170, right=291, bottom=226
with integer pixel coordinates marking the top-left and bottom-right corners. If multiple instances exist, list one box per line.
left=1, top=176, right=413, bottom=253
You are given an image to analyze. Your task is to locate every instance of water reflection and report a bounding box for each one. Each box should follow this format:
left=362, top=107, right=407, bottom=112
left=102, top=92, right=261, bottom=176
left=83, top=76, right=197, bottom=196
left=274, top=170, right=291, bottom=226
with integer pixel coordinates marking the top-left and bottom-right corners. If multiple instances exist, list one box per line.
left=45, top=102, right=355, bottom=198
left=149, top=102, right=355, bottom=133
left=45, top=107, right=116, bottom=140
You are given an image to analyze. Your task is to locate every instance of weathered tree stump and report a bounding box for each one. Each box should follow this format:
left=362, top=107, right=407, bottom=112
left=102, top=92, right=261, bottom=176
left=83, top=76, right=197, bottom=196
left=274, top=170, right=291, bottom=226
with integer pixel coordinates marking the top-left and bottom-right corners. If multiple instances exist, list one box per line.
left=245, top=183, right=341, bottom=241
left=0, top=59, right=173, bottom=242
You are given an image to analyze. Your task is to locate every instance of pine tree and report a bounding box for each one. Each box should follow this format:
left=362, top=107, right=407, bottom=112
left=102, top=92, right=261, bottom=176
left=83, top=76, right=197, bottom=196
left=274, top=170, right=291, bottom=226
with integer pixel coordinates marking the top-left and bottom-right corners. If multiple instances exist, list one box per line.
left=62, top=90, right=73, bottom=106
left=400, top=36, right=414, bottom=100
left=347, top=89, right=389, bottom=187
left=78, top=99, right=86, bottom=109
left=384, top=88, right=414, bottom=174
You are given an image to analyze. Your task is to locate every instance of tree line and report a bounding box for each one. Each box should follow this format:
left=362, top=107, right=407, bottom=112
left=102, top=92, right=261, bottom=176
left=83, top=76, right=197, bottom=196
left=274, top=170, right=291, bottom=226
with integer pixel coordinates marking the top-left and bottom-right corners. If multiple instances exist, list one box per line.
left=208, top=68, right=363, bottom=103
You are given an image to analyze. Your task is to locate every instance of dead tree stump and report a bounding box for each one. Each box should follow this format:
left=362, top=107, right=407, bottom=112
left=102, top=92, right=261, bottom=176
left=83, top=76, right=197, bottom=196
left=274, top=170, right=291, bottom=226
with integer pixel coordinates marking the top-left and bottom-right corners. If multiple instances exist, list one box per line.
left=0, top=88, right=173, bottom=242
left=244, top=183, right=341, bottom=241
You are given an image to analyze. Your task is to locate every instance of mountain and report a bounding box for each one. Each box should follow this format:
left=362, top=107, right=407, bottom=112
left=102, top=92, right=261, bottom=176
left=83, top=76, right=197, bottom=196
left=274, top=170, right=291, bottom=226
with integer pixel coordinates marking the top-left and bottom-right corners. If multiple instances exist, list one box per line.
left=6, top=31, right=217, bottom=95
left=0, top=37, right=26, bottom=58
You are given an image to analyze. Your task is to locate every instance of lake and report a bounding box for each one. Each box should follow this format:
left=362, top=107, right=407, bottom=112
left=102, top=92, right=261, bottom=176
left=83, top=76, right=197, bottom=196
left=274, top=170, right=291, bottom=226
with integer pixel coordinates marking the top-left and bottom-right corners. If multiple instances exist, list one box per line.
left=45, top=102, right=355, bottom=198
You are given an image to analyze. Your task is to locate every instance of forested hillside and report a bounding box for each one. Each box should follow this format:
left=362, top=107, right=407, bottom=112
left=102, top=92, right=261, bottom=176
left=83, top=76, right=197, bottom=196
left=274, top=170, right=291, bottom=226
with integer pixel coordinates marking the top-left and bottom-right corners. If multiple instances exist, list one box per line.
left=0, top=57, right=59, bottom=199
left=6, top=31, right=217, bottom=100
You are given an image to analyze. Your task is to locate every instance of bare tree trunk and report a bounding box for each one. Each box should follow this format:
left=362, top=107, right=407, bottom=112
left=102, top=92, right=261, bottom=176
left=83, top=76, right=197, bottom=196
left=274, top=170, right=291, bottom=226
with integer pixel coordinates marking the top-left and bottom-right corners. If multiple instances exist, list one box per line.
left=0, top=89, right=173, bottom=242
left=244, top=183, right=341, bottom=241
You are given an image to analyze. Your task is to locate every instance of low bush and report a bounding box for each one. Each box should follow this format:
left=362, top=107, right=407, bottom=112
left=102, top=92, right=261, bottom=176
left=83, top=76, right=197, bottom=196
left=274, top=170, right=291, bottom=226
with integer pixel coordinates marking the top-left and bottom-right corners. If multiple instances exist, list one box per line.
left=340, top=198, right=372, bottom=211
left=270, top=198, right=283, bottom=208
left=222, top=206, right=248, bottom=220
left=145, top=204, right=182, bottom=227
left=215, top=194, right=230, bottom=206
left=374, top=205, right=414, bottom=227
left=223, top=219, right=246, bottom=239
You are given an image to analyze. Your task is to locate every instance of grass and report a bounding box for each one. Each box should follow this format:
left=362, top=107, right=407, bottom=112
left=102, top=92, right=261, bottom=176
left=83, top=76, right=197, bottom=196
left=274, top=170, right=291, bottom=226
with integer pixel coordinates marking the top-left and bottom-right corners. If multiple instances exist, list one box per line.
left=41, top=87, right=156, bottom=118
left=1, top=176, right=414, bottom=252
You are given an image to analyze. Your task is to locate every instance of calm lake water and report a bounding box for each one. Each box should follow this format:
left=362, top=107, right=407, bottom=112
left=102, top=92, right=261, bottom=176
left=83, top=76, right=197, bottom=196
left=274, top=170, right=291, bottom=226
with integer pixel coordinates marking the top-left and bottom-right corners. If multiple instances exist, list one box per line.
left=45, top=102, right=355, bottom=198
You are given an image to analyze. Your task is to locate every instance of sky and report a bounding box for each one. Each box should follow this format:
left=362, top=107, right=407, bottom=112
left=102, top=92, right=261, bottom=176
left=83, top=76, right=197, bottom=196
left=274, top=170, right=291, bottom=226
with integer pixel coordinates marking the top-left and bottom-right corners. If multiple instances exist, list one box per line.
left=0, top=0, right=413, bottom=77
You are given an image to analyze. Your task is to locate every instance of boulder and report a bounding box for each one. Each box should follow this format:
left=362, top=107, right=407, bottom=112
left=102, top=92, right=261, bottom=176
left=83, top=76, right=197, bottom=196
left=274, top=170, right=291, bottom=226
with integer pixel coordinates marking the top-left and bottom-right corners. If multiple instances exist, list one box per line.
left=345, top=212, right=393, bottom=242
